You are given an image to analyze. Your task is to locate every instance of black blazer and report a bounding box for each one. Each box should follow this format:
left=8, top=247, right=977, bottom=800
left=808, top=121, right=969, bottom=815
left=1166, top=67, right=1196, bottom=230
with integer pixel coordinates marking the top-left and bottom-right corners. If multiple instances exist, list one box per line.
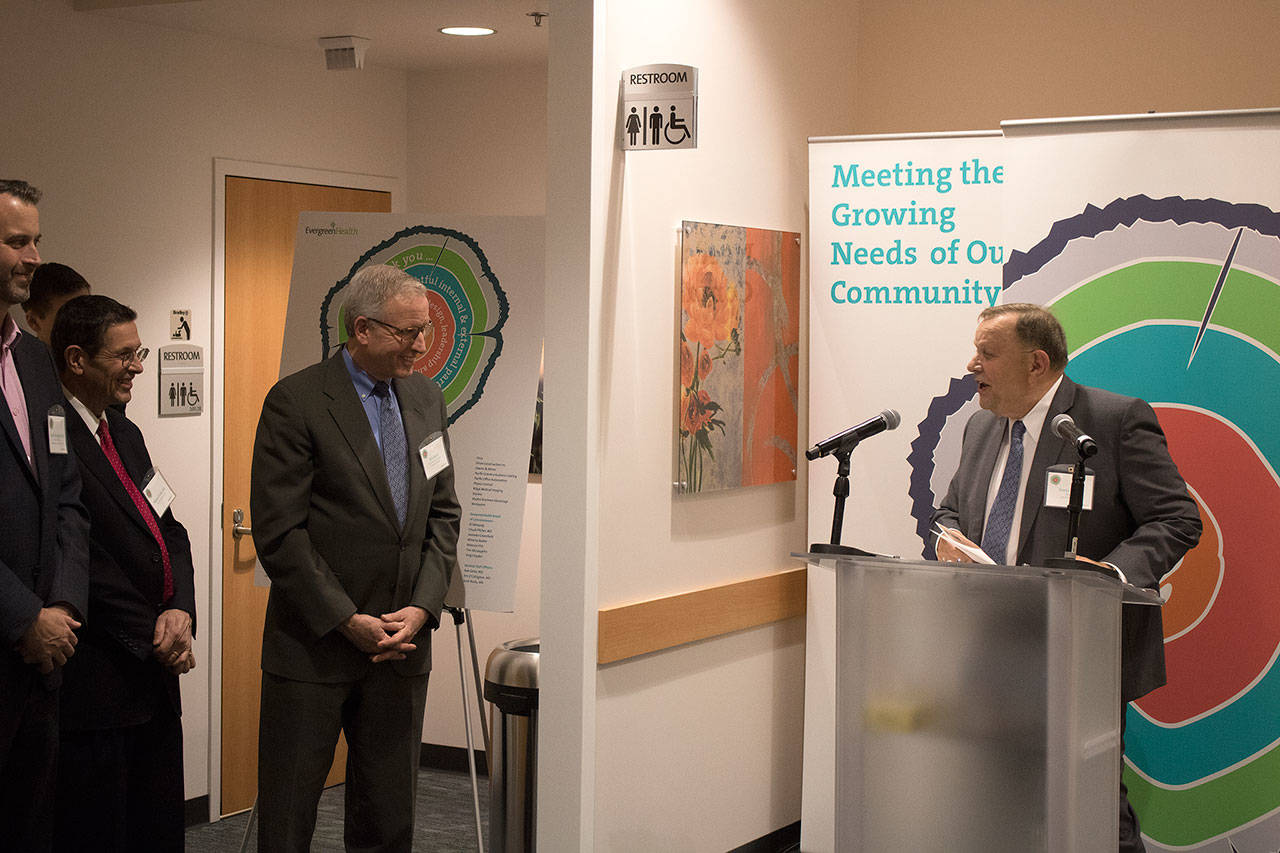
left=59, top=405, right=196, bottom=731
left=0, top=330, right=89, bottom=697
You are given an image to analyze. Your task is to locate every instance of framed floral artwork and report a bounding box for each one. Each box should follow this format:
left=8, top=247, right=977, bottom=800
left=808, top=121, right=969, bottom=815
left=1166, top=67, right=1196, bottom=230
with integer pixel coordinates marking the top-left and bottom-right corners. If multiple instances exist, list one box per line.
left=676, top=220, right=800, bottom=493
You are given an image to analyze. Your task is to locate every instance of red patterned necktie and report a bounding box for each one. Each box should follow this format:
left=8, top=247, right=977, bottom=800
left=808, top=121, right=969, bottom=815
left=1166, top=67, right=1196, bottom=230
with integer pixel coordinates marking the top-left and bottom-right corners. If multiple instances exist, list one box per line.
left=98, top=418, right=174, bottom=602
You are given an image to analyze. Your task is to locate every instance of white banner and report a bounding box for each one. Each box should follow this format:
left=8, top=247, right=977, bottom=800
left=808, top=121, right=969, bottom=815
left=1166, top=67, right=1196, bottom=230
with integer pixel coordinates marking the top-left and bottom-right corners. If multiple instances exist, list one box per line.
left=807, top=132, right=1007, bottom=557
left=282, top=213, right=544, bottom=612
left=1002, top=111, right=1280, bottom=853
left=802, top=131, right=1008, bottom=853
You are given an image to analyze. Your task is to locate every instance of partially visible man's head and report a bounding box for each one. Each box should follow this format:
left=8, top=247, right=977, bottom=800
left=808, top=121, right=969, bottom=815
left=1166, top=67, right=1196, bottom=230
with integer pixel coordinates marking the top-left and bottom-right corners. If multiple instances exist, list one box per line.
left=967, top=303, right=1067, bottom=419
left=0, top=180, right=42, bottom=311
left=23, top=262, right=91, bottom=344
left=53, top=294, right=145, bottom=417
left=342, top=265, right=431, bottom=382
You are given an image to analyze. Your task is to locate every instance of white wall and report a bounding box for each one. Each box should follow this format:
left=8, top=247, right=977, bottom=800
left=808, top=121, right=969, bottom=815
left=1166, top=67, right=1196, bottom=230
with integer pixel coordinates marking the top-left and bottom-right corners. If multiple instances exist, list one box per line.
left=404, top=61, right=548, bottom=751
left=407, top=63, right=548, bottom=217
left=541, top=0, right=859, bottom=849
left=5, top=0, right=409, bottom=800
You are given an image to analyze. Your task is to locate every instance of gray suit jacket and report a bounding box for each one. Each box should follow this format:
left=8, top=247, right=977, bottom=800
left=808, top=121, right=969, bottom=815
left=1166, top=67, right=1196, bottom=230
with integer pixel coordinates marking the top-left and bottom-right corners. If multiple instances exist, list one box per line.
left=933, top=376, right=1202, bottom=702
left=250, top=352, right=461, bottom=683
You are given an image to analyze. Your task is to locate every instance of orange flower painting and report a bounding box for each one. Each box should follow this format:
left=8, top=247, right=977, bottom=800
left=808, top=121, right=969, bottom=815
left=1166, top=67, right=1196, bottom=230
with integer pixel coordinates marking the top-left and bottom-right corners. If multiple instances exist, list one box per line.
left=676, top=221, right=800, bottom=493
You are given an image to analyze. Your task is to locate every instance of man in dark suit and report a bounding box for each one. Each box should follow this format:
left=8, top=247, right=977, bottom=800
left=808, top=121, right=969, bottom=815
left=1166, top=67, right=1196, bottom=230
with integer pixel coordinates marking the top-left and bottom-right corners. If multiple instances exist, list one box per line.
left=933, top=302, right=1202, bottom=852
left=0, top=179, right=90, bottom=852
left=251, top=263, right=461, bottom=852
left=51, top=294, right=196, bottom=851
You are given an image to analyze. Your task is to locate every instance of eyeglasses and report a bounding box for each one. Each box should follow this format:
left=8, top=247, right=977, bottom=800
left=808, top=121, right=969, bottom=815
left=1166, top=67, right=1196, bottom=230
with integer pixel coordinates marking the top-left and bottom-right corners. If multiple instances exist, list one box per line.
left=366, top=316, right=432, bottom=346
left=96, top=346, right=149, bottom=367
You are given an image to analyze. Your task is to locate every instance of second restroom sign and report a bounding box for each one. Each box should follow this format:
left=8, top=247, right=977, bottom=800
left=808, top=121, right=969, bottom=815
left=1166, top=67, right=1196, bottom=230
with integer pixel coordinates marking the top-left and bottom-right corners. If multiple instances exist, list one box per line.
left=621, top=64, right=698, bottom=150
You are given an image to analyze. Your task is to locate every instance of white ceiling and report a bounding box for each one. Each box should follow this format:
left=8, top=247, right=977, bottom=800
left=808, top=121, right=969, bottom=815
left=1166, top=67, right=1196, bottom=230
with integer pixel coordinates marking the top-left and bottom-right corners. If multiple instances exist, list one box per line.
left=72, top=0, right=550, bottom=72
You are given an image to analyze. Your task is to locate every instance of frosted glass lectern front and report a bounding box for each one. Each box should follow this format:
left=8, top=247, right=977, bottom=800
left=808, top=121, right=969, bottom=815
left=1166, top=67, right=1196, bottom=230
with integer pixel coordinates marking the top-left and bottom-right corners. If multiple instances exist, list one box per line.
left=803, top=553, right=1160, bottom=853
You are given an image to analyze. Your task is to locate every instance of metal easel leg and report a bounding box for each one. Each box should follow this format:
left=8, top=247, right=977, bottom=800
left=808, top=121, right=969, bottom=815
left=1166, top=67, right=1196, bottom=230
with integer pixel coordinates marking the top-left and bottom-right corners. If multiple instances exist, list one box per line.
left=452, top=608, right=486, bottom=852
left=238, top=796, right=258, bottom=853
left=464, top=608, right=492, bottom=768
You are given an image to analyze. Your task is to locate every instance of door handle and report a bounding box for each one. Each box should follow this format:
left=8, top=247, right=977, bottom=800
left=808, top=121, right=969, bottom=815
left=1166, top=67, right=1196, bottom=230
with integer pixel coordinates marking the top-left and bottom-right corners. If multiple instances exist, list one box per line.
left=232, top=508, right=253, bottom=540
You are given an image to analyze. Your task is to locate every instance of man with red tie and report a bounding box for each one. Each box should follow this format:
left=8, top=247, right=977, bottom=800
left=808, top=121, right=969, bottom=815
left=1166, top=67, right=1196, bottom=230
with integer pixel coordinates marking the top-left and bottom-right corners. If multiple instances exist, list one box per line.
left=52, top=294, right=196, bottom=851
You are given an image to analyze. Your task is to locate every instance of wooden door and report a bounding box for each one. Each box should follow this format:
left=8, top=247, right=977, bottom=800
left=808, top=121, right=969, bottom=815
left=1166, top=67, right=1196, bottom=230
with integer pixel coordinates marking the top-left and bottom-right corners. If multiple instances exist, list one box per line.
left=222, top=177, right=391, bottom=815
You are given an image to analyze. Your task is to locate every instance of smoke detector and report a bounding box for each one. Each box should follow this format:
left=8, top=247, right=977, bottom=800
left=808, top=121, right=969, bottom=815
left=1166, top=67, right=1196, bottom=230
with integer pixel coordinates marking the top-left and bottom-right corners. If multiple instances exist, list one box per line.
left=318, top=36, right=370, bottom=71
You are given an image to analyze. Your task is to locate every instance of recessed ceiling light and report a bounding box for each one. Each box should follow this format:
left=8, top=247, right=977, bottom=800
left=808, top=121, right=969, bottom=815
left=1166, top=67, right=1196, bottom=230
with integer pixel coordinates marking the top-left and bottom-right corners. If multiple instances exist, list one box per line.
left=440, top=26, right=495, bottom=37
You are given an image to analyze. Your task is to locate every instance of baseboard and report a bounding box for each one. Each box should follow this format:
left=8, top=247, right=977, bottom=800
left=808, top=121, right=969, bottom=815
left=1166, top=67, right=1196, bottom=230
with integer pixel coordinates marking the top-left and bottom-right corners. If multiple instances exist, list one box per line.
left=184, top=795, right=210, bottom=828
left=727, top=821, right=800, bottom=853
left=419, top=741, right=489, bottom=777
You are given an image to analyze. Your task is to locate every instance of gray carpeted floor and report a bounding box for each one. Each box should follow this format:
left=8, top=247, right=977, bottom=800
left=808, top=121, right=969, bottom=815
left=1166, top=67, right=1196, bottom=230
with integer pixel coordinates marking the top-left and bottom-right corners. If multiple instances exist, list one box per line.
left=185, top=767, right=489, bottom=852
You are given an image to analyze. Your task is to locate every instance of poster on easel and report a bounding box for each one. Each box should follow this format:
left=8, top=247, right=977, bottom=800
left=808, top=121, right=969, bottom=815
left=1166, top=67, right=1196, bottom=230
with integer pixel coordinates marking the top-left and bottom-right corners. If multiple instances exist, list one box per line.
left=281, top=213, right=545, bottom=613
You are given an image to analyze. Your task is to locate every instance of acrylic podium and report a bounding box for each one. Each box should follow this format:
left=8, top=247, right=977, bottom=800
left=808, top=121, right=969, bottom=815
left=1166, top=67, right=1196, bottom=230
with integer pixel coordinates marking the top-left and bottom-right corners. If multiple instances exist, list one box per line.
left=797, top=552, right=1161, bottom=853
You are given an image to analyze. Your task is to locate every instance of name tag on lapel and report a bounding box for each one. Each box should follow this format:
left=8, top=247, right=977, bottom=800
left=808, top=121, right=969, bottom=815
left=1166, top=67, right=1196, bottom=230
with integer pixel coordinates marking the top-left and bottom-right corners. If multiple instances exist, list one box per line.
left=1044, top=464, right=1094, bottom=509
left=419, top=432, right=450, bottom=479
left=47, top=406, right=68, bottom=455
left=141, top=467, right=176, bottom=516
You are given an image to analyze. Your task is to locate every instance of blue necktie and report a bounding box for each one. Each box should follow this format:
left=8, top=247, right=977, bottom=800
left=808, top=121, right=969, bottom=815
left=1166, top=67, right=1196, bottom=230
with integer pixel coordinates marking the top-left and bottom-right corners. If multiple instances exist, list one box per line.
left=981, top=419, right=1025, bottom=564
left=372, top=381, right=409, bottom=527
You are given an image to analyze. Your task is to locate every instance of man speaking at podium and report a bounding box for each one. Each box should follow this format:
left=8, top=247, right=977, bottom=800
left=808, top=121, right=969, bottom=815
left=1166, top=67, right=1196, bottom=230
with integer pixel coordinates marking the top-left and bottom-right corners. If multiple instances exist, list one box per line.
left=932, top=302, right=1201, bottom=853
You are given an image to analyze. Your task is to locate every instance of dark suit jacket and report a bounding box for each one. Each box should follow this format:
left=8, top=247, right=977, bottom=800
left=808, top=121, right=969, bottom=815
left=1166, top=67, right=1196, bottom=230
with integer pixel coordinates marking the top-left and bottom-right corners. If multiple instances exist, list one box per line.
left=250, top=352, right=461, bottom=683
left=59, top=406, right=196, bottom=731
left=933, top=376, right=1202, bottom=702
left=0, top=330, right=89, bottom=699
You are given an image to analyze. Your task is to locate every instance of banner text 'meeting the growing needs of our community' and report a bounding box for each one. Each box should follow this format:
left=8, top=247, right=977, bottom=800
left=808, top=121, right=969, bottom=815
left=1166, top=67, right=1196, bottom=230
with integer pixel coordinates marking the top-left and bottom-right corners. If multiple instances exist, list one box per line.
left=822, top=157, right=1005, bottom=309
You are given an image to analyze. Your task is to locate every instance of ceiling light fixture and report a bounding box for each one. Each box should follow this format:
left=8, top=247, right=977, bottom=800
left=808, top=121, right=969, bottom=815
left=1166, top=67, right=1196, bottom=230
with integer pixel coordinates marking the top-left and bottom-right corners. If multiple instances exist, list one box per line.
left=440, top=26, right=495, bottom=37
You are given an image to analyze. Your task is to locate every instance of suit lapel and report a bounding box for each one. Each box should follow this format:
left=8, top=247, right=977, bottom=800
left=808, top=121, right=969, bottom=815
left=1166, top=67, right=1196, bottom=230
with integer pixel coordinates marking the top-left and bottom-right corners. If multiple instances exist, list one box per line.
left=5, top=337, right=45, bottom=489
left=395, top=376, right=437, bottom=531
left=66, top=410, right=154, bottom=538
left=323, top=354, right=401, bottom=531
left=0, top=384, right=36, bottom=487
left=965, top=415, right=1004, bottom=543
left=1016, top=378, right=1075, bottom=562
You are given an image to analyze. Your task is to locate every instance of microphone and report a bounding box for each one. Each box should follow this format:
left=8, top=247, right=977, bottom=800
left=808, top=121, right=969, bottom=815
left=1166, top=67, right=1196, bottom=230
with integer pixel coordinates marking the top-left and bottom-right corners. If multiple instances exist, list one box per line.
left=806, top=409, right=901, bottom=460
left=1051, top=413, right=1098, bottom=458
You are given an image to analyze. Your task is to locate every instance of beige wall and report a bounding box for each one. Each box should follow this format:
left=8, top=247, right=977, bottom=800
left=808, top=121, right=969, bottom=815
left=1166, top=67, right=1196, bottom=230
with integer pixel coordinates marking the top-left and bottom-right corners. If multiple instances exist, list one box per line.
left=4, top=0, right=409, bottom=802
left=539, top=0, right=860, bottom=849
left=406, top=62, right=549, bottom=217
left=403, top=59, right=547, bottom=755
left=853, top=0, right=1280, bottom=133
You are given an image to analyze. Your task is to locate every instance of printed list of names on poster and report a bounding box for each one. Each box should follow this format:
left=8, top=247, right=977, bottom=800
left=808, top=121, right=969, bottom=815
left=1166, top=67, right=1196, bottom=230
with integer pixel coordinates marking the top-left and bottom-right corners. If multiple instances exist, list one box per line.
left=461, top=456, right=521, bottom=586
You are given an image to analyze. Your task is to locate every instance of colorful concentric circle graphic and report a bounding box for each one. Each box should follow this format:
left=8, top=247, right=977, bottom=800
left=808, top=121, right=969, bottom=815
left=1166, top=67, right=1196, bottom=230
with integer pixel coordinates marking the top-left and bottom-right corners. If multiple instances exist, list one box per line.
left=319, top=225, right=508, bottom=424
left=911, top=196, right=1280, bottom=849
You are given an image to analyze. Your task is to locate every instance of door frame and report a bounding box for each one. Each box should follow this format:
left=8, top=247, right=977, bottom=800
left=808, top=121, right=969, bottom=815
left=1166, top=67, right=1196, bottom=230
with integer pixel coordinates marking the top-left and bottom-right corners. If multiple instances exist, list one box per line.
left=208, top=159, right=401, bottom=819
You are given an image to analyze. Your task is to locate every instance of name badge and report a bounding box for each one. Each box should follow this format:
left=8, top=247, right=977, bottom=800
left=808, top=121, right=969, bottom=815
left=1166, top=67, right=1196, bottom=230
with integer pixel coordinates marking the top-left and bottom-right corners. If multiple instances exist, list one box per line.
left=47, top=406, right=68, bottom=455
left=1044, top=464, right=1094, bottom=510
left=141, top=467, right=175, bottom=516
left=419, top=432, right=450, bottom=479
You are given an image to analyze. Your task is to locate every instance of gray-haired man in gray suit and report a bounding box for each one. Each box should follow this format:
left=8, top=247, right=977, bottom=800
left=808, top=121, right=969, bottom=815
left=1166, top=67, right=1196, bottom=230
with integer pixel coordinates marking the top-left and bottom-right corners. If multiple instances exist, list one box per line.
left=251, top=264, right=461, bottom=852
left=933, top=302, right=1201, bottom=852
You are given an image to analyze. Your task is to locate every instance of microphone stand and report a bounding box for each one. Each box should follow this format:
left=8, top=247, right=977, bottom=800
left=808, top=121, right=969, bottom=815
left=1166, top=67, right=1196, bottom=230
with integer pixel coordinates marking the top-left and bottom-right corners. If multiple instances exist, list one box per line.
left=810, top=439, right=875, bottom=557
left=1063, top=455, right=1089, bottom=559
left=1044, top=440, right=1101, bottom=573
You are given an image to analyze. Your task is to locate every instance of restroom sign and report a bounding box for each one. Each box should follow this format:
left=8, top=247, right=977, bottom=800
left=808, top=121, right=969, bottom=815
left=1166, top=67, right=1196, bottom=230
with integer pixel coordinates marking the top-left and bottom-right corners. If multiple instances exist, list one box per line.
left=158, top=344, right=203, bottom=417
left=621, top=64, right=697, bottom=150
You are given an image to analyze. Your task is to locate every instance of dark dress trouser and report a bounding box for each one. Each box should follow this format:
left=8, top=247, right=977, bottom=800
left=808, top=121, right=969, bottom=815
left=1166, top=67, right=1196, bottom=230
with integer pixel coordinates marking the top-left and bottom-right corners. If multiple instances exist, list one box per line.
left=0, top=665, right=59, bottom=853
left=258, top=666, right=430, bottom=853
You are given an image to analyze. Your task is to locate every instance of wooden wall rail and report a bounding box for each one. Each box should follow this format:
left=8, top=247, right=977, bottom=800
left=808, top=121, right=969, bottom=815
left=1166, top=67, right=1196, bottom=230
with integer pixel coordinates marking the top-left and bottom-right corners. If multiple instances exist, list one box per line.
left=597, top=566, right=808, bottom=665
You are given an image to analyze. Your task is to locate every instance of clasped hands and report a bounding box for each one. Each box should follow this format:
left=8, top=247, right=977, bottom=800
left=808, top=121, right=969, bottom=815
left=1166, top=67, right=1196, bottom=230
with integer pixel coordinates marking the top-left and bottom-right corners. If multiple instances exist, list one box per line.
left=154, top=609, right=196, bottom=675
left=16, top=604, right=81, bottom=674
left=339, top=606, right=429, bottom=663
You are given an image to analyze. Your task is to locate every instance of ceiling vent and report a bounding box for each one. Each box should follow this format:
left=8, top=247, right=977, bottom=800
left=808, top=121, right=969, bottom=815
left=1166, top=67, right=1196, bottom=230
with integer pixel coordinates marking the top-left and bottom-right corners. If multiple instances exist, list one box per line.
left=318, top=36, right=370, bottom=71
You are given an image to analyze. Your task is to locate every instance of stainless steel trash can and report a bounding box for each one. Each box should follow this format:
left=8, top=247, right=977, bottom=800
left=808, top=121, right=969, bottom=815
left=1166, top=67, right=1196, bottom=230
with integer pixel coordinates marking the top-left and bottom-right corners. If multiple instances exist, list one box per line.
left=484, top=638, right=539, bottom=853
